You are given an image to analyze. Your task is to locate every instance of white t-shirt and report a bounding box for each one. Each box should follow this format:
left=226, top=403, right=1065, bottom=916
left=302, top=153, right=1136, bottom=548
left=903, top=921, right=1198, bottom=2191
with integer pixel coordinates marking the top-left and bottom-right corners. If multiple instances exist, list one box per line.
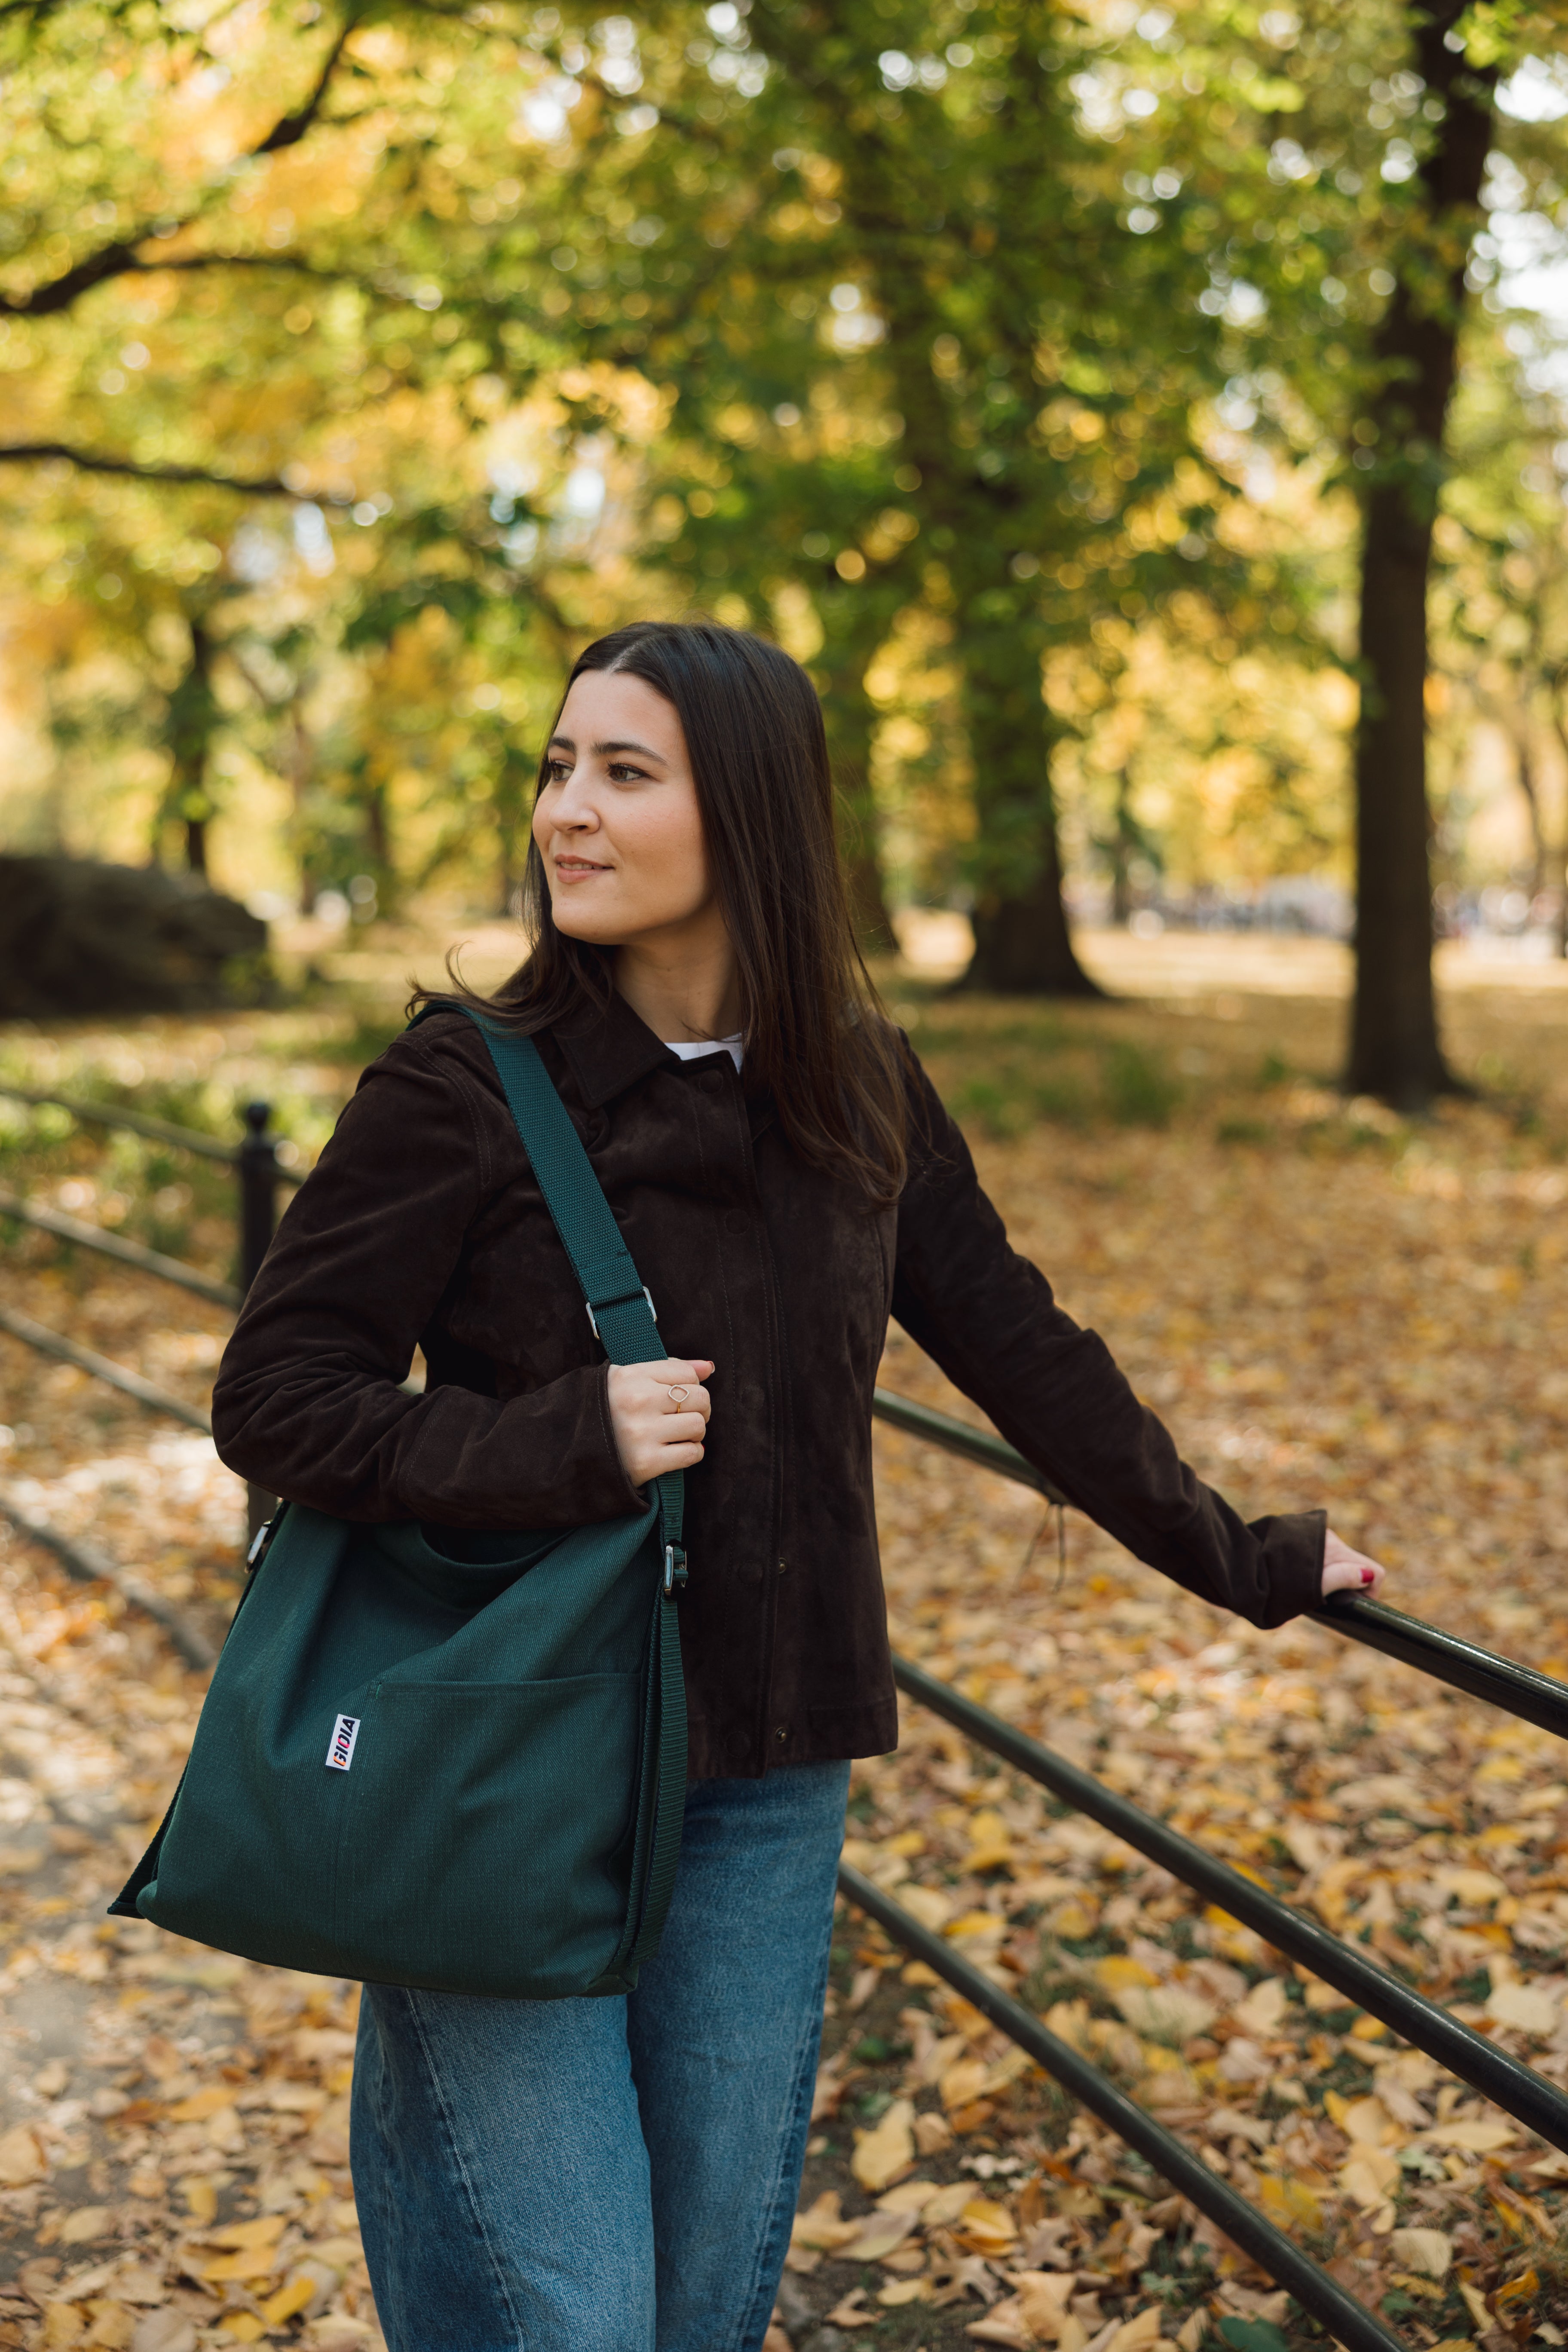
left=664, top=1035, right=744, bottom=1072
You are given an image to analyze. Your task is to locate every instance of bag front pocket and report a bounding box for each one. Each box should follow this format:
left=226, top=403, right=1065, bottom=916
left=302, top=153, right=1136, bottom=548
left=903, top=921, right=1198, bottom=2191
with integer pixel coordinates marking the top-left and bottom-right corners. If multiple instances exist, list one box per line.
left=331, top=1672, right=643, bottom=1999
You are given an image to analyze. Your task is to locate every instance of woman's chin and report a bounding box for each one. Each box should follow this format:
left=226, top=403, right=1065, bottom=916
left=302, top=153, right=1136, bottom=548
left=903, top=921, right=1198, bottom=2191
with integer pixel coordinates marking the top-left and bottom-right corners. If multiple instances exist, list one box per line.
left=550, top=906, right=628, bottom=948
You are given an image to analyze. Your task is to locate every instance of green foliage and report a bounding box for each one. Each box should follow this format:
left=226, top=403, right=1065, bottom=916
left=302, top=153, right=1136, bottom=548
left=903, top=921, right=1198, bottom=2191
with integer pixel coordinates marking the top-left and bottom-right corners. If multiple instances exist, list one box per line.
left=1218, top=2319, right=1291, bottom=2352
left=0, top=0, right=1564, bottom=948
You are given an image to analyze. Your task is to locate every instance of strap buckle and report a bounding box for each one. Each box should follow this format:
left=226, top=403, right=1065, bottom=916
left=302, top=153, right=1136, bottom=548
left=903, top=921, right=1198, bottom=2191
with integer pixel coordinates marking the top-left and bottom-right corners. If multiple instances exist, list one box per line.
left=586, top=1286, right=658, bottom=1342
left=663, top=1544, right=688, bottom=1598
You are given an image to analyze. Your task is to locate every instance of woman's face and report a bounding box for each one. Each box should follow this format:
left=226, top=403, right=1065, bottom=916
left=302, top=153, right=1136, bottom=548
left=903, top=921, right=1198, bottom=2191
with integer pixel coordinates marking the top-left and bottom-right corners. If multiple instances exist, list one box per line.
left=533, top=669, right=716, bottom=949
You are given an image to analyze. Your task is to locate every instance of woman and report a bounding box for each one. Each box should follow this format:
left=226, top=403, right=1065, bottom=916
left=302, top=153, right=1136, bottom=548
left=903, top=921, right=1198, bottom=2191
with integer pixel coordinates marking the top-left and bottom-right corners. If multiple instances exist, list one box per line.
left=212, top=620, right=1383, bottom=2352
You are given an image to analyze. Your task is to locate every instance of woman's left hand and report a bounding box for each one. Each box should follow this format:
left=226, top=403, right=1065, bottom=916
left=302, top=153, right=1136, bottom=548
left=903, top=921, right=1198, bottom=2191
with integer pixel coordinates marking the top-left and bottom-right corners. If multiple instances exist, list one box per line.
left=1321, top=1528, right=1386, bottom=1599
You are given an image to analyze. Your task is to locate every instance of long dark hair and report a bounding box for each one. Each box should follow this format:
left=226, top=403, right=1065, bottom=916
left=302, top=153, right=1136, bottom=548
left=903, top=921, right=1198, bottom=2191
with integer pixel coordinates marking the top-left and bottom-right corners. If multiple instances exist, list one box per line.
left=416, top=620, right=909, bottom=1207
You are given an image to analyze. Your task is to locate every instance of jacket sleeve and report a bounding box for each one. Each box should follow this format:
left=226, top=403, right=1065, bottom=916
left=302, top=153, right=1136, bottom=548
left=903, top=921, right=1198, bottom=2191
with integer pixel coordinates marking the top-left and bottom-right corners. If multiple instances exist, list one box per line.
left=210, top=1030, right=644, bottom=1529
left=889, top=1057, right=1324, bottom=1628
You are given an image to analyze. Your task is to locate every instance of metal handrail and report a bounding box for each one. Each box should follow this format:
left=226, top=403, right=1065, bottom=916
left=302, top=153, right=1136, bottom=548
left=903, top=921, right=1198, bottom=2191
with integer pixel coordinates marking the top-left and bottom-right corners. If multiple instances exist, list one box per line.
left=0, top=1082, right=305, bottom=1184
left=871, top=1387, right=1568, bottom=1742
left=838, top=1862, right=1405, bottom=2352
left=0, top=1306, right=211, bottom=1435
left=892, top=1651, right=1568, bottom=2152
left=0, top=1188, right=241, bottom=1310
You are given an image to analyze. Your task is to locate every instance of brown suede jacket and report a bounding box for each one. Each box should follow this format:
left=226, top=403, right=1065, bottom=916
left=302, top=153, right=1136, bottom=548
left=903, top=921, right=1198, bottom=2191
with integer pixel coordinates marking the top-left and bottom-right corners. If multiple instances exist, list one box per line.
left=211, top=997, right=1326, bottom=1779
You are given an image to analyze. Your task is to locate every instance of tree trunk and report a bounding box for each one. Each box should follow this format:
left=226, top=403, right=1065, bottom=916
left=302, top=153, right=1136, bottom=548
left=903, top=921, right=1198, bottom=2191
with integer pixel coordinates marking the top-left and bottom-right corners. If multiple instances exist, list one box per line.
left=286, top=705, right=318, bottom=913
left=823, top=678, right=897, bottom=955
left=1110, top=767, right=1137, bottom=925
left=960, top=627, right=1102, bottom=996
left=160, top=615, right=220, bottom=877
left=1548, top=701, right=1568, bottom=958
left=808, top=635, right=893, bottom=955
left=1344, top=2, right=1496, bottom=1105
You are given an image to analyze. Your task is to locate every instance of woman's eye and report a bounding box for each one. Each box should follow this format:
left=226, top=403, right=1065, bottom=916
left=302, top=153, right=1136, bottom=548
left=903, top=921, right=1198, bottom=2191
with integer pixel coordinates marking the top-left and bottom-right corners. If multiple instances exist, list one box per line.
left=607, top=763, right=647, bottom=783
left=544, top=760, right=570, bottom=783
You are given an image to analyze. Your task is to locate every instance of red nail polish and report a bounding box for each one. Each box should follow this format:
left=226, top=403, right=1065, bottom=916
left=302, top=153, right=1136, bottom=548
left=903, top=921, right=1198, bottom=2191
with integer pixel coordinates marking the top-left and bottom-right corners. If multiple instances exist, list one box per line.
left=1361, top=1568, right=1375, bottom=1585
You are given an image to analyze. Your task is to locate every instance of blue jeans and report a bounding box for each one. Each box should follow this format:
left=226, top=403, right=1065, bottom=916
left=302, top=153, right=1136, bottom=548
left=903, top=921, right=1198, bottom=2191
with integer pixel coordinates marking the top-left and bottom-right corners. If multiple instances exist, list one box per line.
left=351, top=1759, right=850, bottom=2352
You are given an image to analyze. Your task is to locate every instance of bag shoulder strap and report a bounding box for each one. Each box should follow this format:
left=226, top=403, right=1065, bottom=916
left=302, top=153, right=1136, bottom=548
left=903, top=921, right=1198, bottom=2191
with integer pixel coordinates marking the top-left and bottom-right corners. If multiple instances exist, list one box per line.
left=412, top=1002, right=687, bottom=1978
left=415, top=1004, right=664, bottom=1368
left=411, top=1001, right=683, bottom=1542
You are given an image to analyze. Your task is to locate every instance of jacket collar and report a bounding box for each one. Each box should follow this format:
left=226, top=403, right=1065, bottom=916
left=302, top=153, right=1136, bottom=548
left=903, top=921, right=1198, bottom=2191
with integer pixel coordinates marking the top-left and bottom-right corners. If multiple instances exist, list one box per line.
left=551, top=988, right=689, bottom=1109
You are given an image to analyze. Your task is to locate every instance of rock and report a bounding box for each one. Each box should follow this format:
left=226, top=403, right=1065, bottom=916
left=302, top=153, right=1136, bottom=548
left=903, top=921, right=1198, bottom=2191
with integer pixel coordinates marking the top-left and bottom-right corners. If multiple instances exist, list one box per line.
left=0, top=855, right=269, bottom=1017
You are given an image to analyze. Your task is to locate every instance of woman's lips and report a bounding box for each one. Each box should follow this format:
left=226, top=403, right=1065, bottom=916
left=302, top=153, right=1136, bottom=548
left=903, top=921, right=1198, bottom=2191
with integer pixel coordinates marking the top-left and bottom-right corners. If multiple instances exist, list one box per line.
left=553, top=858, right=613, bottom=880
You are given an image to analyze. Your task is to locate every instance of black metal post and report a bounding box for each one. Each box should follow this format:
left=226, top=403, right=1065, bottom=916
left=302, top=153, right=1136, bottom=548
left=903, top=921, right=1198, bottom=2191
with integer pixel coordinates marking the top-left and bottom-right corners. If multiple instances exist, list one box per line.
left=238, top=1101, right=279, bottom=1544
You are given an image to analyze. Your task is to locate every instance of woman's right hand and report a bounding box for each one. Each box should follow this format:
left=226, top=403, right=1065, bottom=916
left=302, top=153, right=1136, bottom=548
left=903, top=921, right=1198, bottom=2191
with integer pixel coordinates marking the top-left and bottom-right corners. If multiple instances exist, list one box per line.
left=606, top=1358, right=714, bottom=1485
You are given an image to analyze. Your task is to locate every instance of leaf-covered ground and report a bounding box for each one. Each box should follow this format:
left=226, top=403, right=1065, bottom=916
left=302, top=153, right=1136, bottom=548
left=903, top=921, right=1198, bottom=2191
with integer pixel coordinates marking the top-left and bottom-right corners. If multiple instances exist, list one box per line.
left=2, top=933, right=1567, bottom=2352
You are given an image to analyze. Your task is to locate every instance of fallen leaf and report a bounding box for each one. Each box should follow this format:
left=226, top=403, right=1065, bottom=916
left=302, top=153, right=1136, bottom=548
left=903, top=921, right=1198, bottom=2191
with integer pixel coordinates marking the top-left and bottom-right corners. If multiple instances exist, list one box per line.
left=193, top=2217, right=287, bottom=2253
left=129, top=2321, right=197, bottom=2352
left=941, top=2057, right=992, bottom=2112
left=1421, top=2120, right=1519, bottom=2153
left=922, top=2181, right=977, bottom=2226
left=197, top=2249, right=282, bottom=2284
left=898, top=1886, right=954, bottom=1932
left=1435, top=1868, right=1508, bottom=1905
left=1339, top=2148, right=1401, bottom=2204
left=0, top=2121, right=47, bottom=2186
left=838, top=2209, right=918, bottom=2264
left=55, top=2205, right=114, bottom=2246
left=1094, top=1956, right=1158, bottom=1994
left=1109, top=2309, right=1165, bottom=2352
left=259, top=2268, right=328, bottom=2324
left=1016, top=2270, right=1080, bottom=2339
left=1389, top=2228, right=1453, bottom=2279
left=1231, top=1976, right=1287, bottom=2036
left=851, top=2095, right=916, bottom=2193
left=811, top=2055, right=849, bottom=2122
left=1112, top=1985, right=1217, bottom=2043
left=966, top=1809, right=1016, bottom=1871
left=952, top=2196, right=1019, bottom=2256
left=879, top=2277, right=933, bottom=2306
left=824, top=2287, right=877, bottom=2328
left=876, top=2177, right=940, bottom=2211
left=1485, top=1979, right=1558, bottom=2035
left=1257, top=2175, right=1323, bottom=2233
left=164, top=2088, right=235, bottom=2123
left=965, top=2302, right=1033, bottom=2349
left=1459, top=2282, right=1495, bottom=2336
left=1333, top=2094, right=1399, bottom=2146
left=846, top=1965, right=882, bottom=2012
left=791, top=2190, right=862, bottom=2251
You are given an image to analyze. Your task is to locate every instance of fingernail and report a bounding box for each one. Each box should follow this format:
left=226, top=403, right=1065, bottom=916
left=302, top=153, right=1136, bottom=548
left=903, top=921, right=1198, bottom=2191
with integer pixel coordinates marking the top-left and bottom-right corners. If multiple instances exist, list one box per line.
left=1361, top=1568, right=1375, bottom=1585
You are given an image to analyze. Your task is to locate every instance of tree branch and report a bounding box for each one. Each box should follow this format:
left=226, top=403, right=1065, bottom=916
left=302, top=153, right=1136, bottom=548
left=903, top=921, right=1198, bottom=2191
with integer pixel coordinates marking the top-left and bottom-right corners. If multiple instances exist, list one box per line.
left=254, top=9, right=358, bottom=153
left=0, top=441, right=292, bottom=495
left=1, top=13, right=359, bottom=315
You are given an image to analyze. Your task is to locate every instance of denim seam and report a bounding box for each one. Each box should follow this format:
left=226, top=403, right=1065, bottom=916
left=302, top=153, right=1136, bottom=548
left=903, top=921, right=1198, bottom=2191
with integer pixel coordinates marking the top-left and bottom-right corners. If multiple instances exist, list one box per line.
left=724, top=1875, right=839, bottom=2352
left=401, top=1988, right=530, bottom=2351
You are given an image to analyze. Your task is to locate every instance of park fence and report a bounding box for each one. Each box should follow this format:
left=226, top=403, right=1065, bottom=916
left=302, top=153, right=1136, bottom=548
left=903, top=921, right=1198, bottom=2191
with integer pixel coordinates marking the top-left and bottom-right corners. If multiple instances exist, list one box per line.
left=3, top=1082, right=1565, bottom=2352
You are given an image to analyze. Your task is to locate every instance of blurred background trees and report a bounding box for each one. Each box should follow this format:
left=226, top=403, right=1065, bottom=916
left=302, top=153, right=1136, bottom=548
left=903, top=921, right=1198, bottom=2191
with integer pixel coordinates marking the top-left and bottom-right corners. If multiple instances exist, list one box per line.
left=1, top=0, right=1566, bottom=1098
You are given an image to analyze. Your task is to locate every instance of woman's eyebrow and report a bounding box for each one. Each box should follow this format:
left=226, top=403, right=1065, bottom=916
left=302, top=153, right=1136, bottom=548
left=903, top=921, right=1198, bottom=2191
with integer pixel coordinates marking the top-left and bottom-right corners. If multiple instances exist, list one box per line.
left=594, top=738, right=665, bottom=761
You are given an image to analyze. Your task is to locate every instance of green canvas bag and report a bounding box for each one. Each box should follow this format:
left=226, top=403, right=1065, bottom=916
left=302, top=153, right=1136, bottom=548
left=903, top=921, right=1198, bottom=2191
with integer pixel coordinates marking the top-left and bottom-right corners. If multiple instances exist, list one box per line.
left=109, top=1010, right=689, bottom=2000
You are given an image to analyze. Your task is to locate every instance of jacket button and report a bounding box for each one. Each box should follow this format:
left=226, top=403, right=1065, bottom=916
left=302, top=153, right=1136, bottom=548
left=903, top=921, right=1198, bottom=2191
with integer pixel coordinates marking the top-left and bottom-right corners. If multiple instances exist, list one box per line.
left=778, top=1558, right=787, bottom=1575
left=775, top=1726, right=788, bottom=1743
left=724, top=1210, right=748, bottom=1235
